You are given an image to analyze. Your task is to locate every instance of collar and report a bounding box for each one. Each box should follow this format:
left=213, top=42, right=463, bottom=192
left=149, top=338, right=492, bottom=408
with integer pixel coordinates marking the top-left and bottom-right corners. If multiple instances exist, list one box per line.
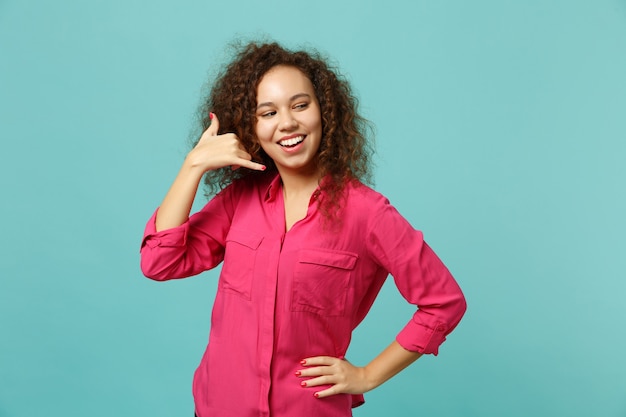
left=264, top=173, right=283, bottom=202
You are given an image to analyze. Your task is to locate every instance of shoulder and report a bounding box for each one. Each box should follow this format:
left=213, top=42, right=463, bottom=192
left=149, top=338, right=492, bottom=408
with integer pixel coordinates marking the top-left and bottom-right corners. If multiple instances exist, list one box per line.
left=343, top=180, right=391, bottom=212
left=334, top=180, right=395, bottom=231
left=344, top=180, right=419, bottom=233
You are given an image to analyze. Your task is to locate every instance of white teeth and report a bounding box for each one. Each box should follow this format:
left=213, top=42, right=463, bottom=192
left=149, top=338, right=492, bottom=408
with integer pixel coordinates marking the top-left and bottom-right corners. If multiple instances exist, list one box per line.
left=279, top=135, right=304, bottom=147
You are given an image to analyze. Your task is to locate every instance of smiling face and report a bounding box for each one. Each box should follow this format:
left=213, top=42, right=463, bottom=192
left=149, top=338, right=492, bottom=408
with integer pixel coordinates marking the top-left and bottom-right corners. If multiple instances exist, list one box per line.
left=254, top=65, right=323, bottom=178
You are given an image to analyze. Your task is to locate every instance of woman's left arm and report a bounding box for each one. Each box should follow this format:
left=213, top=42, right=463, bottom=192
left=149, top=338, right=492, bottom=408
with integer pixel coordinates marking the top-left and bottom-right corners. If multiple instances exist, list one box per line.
left=297, top=196, right=466, bottom=398
left=297, top=340, right=422, bottom=398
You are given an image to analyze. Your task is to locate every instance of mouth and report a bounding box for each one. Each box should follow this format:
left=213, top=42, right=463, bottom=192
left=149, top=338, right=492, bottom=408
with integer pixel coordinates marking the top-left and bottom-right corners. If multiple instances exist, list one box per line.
left=278, top=135, right=305, bottom=148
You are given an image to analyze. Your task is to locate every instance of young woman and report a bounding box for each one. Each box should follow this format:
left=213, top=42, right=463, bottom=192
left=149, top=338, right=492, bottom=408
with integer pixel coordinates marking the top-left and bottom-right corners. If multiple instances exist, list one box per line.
left=140, top=41, right=466, bottom=417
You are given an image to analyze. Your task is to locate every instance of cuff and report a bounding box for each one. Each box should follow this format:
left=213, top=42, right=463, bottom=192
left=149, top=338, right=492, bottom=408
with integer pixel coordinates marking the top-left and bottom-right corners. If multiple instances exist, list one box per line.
left=395, top=318, right=448, bottom=356
left=140, top=209, right=189, bottom=250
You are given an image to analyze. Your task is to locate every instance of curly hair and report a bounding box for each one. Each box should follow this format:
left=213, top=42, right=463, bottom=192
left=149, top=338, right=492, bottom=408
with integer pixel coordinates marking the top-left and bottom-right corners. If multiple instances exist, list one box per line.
left=196, top=41, right=374, bottom=221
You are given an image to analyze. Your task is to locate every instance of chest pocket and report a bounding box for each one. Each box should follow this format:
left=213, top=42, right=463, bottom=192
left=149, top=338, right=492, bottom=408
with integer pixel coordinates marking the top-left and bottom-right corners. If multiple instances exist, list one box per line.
left=220, top=229, right=263, bottom=300
left=292, top=249, right=358, bottom=316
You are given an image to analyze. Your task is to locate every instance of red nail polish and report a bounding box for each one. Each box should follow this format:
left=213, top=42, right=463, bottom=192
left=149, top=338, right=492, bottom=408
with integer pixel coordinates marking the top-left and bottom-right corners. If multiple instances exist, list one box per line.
left=301, top=381, right=307, bottom=387
left=261, top=165, right=266, bottom=171
left=209, top=112, right=214, bottom=120
left=300, top=360, right=306, bottom=365
left=314, top=393, right=320, bottom=398
left=295, top=371, right=301, bottom=376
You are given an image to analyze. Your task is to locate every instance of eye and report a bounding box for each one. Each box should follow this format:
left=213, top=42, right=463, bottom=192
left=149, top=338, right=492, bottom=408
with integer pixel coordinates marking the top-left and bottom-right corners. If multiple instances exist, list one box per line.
left=260, top=110, right=276, bottom=118
left=294, top=102, right=309, bottom=110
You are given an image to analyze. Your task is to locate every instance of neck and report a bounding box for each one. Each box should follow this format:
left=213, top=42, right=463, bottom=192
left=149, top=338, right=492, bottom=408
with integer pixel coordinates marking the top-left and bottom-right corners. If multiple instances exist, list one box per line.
left=278, top=167, right=322, bottom=198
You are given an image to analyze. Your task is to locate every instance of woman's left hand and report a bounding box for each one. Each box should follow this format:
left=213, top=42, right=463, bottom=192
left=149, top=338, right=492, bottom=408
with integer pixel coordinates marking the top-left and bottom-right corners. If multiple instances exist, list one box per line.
left=295, top=356, right=374, bottom=398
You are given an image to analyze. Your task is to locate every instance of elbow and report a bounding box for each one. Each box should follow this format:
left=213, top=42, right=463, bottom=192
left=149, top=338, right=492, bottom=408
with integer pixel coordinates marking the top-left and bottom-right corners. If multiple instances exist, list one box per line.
left=458, top=292, right=468, bottom=318
left=140, top=254, right=173, bottom=282
left=140, top=265, right=167, bottom=282
left=449, top=290, right=467, bottom=330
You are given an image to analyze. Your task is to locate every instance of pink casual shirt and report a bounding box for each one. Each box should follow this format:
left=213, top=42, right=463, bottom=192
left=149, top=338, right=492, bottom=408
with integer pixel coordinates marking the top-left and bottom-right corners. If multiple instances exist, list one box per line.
left=140, top=173, right=466, bottom=417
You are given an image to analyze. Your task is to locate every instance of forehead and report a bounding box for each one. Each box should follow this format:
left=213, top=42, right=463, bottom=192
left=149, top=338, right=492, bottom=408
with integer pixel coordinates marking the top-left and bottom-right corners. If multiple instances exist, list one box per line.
left=256, top=65, right=315, bottom=99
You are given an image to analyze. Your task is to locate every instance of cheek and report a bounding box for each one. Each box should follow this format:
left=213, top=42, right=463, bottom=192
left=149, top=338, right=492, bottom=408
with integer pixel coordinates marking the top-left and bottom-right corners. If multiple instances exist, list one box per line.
left=254, top=122, right=271, bottom=142
left=308, top=108, right=323, bottom=131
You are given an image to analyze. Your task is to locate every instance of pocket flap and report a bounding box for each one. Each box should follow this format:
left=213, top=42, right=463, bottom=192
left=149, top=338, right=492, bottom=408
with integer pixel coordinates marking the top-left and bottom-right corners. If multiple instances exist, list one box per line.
left=226, top=228, right=263, bottom=250
left=298, top=249, right=358, bottom=270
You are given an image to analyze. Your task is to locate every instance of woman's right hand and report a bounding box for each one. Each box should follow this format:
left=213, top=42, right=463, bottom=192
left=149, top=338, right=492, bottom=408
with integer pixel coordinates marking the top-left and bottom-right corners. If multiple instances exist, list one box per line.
left=155, top=113, right=265, bottom=232
left=185, top=113, right=266, bottom=173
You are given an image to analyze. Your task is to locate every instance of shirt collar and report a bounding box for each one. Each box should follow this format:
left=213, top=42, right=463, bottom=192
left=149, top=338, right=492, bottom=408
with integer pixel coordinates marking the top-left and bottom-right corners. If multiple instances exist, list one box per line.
left=264, top=173, right=283, bottom=202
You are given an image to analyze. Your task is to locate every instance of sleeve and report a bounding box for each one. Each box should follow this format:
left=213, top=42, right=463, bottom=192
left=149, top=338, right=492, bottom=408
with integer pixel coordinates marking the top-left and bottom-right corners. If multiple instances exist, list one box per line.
left=366, top=199, right=467, bottom=355
left=139, top=185, right=238, bottom=281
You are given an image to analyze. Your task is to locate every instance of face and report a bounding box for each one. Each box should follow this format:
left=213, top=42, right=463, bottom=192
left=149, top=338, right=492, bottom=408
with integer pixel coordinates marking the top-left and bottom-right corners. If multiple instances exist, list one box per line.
left=254, top=65, right=323, bottom=177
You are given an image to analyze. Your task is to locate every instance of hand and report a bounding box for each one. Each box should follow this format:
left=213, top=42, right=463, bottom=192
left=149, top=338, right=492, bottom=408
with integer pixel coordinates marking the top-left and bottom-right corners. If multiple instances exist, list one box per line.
left=186, top=113, right=266, bottom=173
left=295, top=356, right=374, bottom=399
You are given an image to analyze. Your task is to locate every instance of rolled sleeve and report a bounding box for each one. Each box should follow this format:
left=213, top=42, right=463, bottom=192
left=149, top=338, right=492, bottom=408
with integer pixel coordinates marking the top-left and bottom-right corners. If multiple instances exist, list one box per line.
left=140, top=209, right=195, bottom=280
left=394, top=242, right=467, bottom=355
left=368, top=200, right=466, bottom=355
left=141, top=209, right=190, bottom=249
left=139, top=185, right=237, bottom=281
left=396, top=317, right=447, bottom=355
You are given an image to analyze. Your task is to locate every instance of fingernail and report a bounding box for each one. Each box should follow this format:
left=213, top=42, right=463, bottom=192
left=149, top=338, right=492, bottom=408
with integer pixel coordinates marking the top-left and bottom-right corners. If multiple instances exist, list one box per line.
left=209, top=112, right=214, bottom=120
left=261, top=165, right=266, bottom=171
left=300, top=360, right=306, bottom=365
left=294, top=371, right=301, bottom=376
left=314, top=392, right=320, bottom=398
left=301, top=381, right=307, bottom=387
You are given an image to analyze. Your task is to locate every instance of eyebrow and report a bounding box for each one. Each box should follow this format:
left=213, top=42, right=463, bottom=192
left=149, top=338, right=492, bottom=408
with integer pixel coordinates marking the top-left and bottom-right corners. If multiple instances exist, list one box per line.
left=256, top=93, right=312, bottom=110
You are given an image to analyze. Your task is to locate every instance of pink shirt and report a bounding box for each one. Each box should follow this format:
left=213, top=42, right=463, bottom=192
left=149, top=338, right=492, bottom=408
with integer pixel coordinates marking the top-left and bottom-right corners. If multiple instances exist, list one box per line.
left=140, top=173, right=466, bottom=417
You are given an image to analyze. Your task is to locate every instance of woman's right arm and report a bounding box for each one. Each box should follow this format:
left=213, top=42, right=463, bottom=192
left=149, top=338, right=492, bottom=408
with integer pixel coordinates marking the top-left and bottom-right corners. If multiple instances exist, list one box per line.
left=141, top=114, right=265, bottom=280
left=155, top=113, right=266, bottom=232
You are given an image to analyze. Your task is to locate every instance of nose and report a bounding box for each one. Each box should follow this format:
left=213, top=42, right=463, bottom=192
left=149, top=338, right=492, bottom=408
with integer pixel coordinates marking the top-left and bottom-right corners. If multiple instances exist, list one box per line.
left=279, top=112, right=298, bottom=131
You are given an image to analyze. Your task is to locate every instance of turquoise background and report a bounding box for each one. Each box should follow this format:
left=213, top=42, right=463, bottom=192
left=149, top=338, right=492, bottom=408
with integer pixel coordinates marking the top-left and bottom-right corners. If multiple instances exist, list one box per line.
left=1, top=0, right=625, bottom=416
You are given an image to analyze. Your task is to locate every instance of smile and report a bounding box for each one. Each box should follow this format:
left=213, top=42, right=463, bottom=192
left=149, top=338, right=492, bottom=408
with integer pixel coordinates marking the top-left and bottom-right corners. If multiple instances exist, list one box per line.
left=278, top=135, right=305, bottom=148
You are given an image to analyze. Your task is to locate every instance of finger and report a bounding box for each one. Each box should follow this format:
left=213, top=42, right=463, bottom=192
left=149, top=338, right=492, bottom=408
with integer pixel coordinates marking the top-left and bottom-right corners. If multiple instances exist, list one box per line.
left=235, top=159, right=266, bottom=171
left=296, top=365, right=334, bottom=378
left=234, top=148, right=254, bottom=161
left=312, top=386, right=341, bottom=399
left=206, top=112, right=220, bottom=136
left=301, top=356, right=336, bottom=366
left=300, top=375, right=335, bottom=388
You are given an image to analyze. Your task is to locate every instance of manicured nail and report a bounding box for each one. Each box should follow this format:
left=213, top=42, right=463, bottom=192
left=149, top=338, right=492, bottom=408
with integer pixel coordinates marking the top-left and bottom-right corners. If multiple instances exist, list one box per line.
left=209, top=112, right=214, bottom=120
left=314, top=393, right=320, bottom=398
left=300, top=360, right=306, bottom=365
left=294, top=371, right=301, bottom=376
left=261, top=165, right=266, bottom=171
left=301, top=381, right=307, bottom=387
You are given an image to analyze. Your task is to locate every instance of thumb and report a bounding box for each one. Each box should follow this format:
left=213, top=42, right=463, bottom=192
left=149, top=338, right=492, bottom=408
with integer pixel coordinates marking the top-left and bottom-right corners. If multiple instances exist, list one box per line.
left=207, top=112, right=220, bottom=136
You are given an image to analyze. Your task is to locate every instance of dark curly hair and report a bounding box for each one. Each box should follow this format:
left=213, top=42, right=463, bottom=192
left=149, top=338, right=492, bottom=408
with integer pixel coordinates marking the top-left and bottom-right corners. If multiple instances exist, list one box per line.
left=196, top=41, right=374, bottom=221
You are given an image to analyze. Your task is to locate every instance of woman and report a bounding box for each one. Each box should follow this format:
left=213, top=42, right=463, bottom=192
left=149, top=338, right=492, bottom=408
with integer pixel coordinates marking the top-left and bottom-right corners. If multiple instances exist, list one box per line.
left=140, top=41, right=466, bottom=417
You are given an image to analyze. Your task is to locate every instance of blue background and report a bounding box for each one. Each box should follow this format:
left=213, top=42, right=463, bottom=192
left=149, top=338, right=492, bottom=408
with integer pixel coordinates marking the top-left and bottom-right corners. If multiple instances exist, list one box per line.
left=1, top=1, right=625, bottom=416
